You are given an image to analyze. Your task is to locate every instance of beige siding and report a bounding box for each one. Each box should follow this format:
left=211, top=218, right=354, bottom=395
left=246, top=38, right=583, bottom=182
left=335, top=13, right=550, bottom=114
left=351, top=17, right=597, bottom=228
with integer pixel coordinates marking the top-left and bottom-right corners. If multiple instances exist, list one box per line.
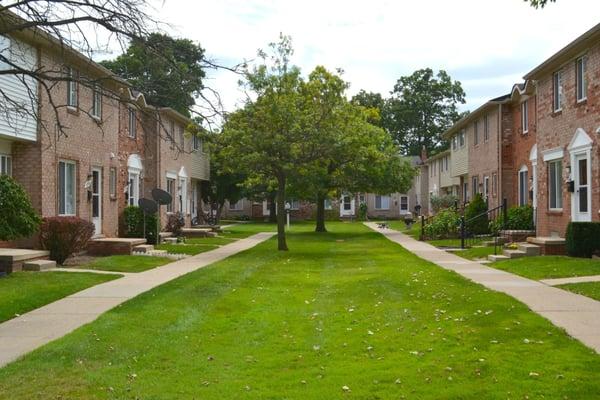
left=450, top=133, right=468, bottom=177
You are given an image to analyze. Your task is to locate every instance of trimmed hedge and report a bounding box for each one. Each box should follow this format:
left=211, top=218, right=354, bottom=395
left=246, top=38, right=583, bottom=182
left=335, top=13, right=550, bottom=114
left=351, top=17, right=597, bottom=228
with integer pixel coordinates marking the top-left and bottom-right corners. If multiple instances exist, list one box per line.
left=566, top=222, right=600, bottom=258
left=123, top=206, right=159, bottom=244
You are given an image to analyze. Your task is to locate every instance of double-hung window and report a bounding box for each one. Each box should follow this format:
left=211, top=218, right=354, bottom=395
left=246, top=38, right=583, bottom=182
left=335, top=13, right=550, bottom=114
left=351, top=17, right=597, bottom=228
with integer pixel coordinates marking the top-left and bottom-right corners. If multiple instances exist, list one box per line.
left=521, top=100, right=529, bottom=134
left=471, top=176, right=479, bottom=198
left=548, top=160, right=563, bottom=210
left=166, top=178, right=175, bottom=212
left=109, top=167, right=117, bottom=198
left=553, top=70, right=563, bottom=112
left=66, top=67, right=78, bottom=108
left=128, top=108, right=137, bottom=138
left=400, top=196, right=409, bottom=213
left=473, top=121, right=479, bottom=145
left=576, top=56, right=587, bottom=102
left=375, top=195, right=390, bottom=210
left=193, top=134, right=201, bottom=151
left=483, top=176, right=489, bottom=199
left=518, top=167, right=529, bottom=206
left=58, top=160, right=76, bottom=215
left=452, top=136, right=457, bottom=150
left=92, top=84, right=102, bottom=119
left=289, top=199, right=300, bottom=210
left=458, top=130, right=465, bottom=147
left=0, top=154, right=11, bottom=176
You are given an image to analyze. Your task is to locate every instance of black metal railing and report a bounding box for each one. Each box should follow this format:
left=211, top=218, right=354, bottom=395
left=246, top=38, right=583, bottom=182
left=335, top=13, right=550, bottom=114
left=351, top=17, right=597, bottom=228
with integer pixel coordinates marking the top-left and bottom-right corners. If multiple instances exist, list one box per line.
left=460, top=199, right=507, bottom=254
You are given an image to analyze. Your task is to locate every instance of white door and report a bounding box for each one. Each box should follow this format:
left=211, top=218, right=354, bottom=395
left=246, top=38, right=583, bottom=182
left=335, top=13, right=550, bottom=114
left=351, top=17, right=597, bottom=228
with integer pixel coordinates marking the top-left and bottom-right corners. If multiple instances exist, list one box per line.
left=340, top=195, right=355, bottom=216
left=91, top=168, right=102, bottom=236
left=573, top=153, right=591, bottom=222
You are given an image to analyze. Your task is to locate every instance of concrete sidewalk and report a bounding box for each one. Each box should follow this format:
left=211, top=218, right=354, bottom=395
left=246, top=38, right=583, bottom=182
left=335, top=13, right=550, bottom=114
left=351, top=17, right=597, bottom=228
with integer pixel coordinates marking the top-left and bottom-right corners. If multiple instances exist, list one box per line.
left=365, top=223, right=600, bottom=353
left=0, top=232, right=274, bottom=368
left=541, top=275, right=600, bottom=286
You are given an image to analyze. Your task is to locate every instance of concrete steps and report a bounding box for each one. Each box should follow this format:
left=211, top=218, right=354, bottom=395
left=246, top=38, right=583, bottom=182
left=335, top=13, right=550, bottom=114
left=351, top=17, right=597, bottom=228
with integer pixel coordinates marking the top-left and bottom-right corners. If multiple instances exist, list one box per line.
left=488, top=254, right=510, bottom=262
left=517, top=243, right=541, bottom=256
left=23, top=259, right=56, bottom=271
left=487, top=242, right=542, bottom=262
left=133, top=244, right=154, bottom=253
left=503, top=249, right=527, bottom=259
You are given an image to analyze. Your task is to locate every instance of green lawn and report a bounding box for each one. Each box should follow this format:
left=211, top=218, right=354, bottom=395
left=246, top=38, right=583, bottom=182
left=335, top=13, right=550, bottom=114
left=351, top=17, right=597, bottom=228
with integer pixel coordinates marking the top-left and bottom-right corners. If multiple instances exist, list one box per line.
left=0, top=272, right=119, bottom=323
left=454, top=246, right=498, bottom=261
left=156, top=243, right=219, bottom=255
left=186, top=236, right=238, bottom=246
left=493, top=256, right=600, bottom=280
left=81, top=255, right=173, bottom=273
left=1, top=222, right=599, bottom=399
left=558, top=282, right=600, bottom=301
left=388, top=220, right=420, bottom=239
left=219, top=222, right=277, bottom=239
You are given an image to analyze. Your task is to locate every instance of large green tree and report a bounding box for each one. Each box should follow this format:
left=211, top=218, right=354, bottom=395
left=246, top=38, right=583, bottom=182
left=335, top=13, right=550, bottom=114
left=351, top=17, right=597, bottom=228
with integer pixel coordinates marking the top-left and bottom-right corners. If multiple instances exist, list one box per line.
left=101, top=33, right=205, bottom=117
left=221, top=36, right=314, bottom=251
left=384, top=68, right=465, bottom=156
left=528, top=0, right=555, bottom=8
left=351, top=90, right=385, bottom=127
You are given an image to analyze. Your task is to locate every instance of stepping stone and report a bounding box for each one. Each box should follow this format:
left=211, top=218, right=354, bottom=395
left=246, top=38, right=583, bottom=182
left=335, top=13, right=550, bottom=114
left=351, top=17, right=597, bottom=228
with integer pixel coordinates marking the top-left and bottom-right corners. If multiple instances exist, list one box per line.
left=133, top=244, right=154, bottom=253
left=23, top=259, right=56, bottom=271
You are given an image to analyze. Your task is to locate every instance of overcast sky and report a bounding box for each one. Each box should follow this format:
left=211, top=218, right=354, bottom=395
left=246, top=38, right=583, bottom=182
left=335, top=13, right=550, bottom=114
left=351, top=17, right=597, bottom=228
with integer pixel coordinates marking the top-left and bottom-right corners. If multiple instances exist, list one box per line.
left=147, top=0, right=600, bottom=113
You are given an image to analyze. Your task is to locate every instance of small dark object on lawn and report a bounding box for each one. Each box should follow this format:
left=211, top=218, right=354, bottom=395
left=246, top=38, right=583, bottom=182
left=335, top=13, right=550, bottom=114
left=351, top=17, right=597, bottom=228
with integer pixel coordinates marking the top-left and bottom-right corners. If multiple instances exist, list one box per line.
left=377, top=222, right=390, bottom=229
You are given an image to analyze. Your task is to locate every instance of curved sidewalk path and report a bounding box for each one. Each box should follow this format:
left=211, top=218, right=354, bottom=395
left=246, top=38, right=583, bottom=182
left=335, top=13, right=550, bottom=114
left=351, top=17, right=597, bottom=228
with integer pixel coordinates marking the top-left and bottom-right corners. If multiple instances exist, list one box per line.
left=365, top=223, right=600, bottom=353
left=0, top=232, right=274, bottom=368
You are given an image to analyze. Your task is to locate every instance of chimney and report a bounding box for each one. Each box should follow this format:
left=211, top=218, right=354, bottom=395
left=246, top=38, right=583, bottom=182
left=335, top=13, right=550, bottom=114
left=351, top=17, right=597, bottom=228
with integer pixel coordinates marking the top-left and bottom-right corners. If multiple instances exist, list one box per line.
left=421, top=145, right=428, bottom=162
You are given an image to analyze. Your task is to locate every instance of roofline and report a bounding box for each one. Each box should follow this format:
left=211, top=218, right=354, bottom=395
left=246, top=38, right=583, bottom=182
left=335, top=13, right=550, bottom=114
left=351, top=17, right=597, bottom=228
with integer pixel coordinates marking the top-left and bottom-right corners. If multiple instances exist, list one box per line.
left=441, top=96, right=509, bottom=139
left=425, top=149, right=450, bottom=162
left=524, top=22, right=600, bottom=80
left=157, top=107, right=193, bottom=125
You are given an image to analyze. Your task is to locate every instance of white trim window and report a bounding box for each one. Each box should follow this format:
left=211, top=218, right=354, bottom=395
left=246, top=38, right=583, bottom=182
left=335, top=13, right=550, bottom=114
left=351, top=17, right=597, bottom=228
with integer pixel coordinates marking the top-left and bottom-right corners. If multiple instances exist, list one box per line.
left=521, top=100, right=529, bottom=134
left=452, top=136, right=457, bottom=150
left=179, top=177, right=187, bottom=214
left=193, top=134, right=201, bottom=152
left=128, top=108, right=137, bottom=138
left=483, top=115, right=489, bottom=142
left=127, top=171, right=140, bottom=207
left=166, top=178, right=175, bottom=212
left=324, top=198, right=332, bottom=210
left=229, top=199, right=243, bottom=211
left=463, top=182, right=469, bottom=202
left=473, top=120, right=479, bottom=145
left=548, top=159, right=563, bottom=210
left=289, top=199, right=300, bottom=210
left=518, top=166, right=529, bottom=206
left=66, top=67, right=78, bottom=108
left=109, top=167, right=117, bottom=198
left=0, top=154, right=11, bottom=176
left=58, top=160, right=76, bottom=215
left=400, top=195, right=409, bottom=213
left=483, top=176, right=489, bottom=200
left=92, top=84, right=102, bottom=119
left=553, top=70, right=563, bottom=112
left=375, top=195, right=390, bottom=210
left=576, top=56, right=587, bottom=102
left=458, top=130, right=465, bottom=147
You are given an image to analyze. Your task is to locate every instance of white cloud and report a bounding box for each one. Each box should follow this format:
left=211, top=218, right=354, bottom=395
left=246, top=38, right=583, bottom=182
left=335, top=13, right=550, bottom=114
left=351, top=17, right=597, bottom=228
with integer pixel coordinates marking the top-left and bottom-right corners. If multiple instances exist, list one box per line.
left=144, top=0, right=600, bottom=114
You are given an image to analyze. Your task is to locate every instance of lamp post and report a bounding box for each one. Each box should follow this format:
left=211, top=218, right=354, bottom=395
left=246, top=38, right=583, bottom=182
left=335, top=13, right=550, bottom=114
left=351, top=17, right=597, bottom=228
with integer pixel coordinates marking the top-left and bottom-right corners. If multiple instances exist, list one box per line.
left=285, top=202, right=291, bottom=230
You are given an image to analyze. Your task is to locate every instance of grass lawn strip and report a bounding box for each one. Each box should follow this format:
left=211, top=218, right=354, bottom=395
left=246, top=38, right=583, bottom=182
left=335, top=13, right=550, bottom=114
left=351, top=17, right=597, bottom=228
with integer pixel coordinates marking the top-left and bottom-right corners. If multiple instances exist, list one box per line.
left=0, top=222, right=598, bottom=398
left=454, top=246, right=497, bottom=261
left=492, top=256, right=600, bottom=280
left=557, top=282, right=600, bottom=302
left=0, top=271, right=120, bottom=323
left=80, top=255, right=173, bottom=273
left=156, top=243, right=219, bottom=256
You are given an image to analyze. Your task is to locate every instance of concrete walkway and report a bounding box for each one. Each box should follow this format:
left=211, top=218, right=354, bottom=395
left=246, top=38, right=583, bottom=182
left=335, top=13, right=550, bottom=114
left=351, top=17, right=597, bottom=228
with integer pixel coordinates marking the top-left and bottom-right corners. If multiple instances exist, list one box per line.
left=365, top=223, right=600, bottom=353
left=53, top=267, right=133, bottom=276
left=541, top=275, right=600, bottom=286
left=0, top=232, right=274, bottom=368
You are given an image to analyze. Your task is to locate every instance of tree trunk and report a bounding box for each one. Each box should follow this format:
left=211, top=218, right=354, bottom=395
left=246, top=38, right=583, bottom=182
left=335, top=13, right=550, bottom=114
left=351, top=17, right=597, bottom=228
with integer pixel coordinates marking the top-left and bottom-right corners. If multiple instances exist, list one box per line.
left=276, top=175, right=288, bottom=251
left=268, top=192, right=277, bottom=223
left=315, top=193, right=327, bottom=232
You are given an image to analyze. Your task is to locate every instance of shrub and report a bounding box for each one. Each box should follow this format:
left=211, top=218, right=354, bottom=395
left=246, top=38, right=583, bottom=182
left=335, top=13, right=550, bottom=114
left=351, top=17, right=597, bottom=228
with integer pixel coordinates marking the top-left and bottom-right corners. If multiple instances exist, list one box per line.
left=123, top=206, right=159, bottom=244
left=506, top=204, right=534, bottom=230
left=423, top=208, right=461, bottom=239
left=430, top=194, right=458, bottom=213
left=39, top=217, right=94, bottom=265
left=465, top=193, right=489, bottom=235
left=358, top=202, right=368, bottom=221
left=566, top=222, right=600, bottom=258
left=166, top=212, right=185, bottom=236
left=0, top=175, right=41, bottom=241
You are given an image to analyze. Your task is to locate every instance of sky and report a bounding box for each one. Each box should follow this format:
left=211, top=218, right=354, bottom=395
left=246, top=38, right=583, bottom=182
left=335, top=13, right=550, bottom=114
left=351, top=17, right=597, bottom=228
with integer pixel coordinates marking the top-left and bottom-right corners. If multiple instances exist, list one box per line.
left=141, top=0, right=600, bottom=113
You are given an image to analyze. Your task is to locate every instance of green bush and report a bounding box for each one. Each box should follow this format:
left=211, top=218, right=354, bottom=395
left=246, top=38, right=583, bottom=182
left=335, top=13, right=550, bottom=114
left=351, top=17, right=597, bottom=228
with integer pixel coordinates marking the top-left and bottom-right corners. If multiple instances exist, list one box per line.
left=465, top=193, right=489, bottom=235
left=358, top=202, right=368, bottom=221
left=430, top=194, right=458, bottom=213
left=39, top=217, right=94, bottom=264
left=0, top=175, right=41, bottom=241
left=423, top=208, right=460, bottom=239
left=566, top=222, right=600, bottom=258
left=123, top=206, right=159, bottom=244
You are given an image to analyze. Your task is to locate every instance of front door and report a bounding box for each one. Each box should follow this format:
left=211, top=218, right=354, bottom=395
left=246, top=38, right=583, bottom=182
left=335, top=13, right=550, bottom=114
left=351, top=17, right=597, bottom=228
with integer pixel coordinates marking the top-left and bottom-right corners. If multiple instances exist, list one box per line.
left=91, top=168, right=102, bottom=236
left=573, top=153, right=591, bottom=222
left=340, top=195, right=355, bottom=217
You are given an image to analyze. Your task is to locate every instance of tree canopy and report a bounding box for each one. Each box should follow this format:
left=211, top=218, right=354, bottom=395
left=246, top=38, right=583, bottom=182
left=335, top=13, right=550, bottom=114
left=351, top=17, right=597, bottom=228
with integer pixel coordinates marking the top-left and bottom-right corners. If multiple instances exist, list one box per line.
left=102, top=33, right=206, bottom=117
left=528, top=0, right=555, bottom=8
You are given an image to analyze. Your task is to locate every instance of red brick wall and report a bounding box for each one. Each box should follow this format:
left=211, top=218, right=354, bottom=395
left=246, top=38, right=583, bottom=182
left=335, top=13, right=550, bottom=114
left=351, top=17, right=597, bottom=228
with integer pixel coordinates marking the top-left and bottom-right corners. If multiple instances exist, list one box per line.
left=535, top=42, right=600, bottom=236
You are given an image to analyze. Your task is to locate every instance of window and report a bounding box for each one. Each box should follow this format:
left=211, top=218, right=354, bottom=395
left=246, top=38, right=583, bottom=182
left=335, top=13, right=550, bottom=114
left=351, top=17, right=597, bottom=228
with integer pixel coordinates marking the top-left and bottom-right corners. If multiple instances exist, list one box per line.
left=452, top=136, right=457, bottom=150
left=492, top=173, right=498, bottom=197
left=0, top=154, right=11, bottom=176
left=109, top=167, right=116, bottom=198
left=289, top=199, right=300, bottom=210
left=58, top=160, right=76, bottom=215
left=483, top=176, right=489, bottom=199
left=179, top=178, right=187, bottom=214
left=229, top=199, right=243, bottom=211
left=548, top=160, right=563, bottom=210
left=473, top=120, right=479, bottom=145
left=444, top=156, right=448, bottom=171
left=324, top=198, right=332, bottom=210
left=400, top=196, right=409, bottom=213
left=521, top=100, right=529, bottom=134
left=193, top=134, right=201, bottom=151
left=375, top=195, right=390, bottom=210
left=471, top=175, right=479, bottom=198
left=179, top=125, right=184, bottom=148
left=127, top=171, right=140, bottom=206
left=166, top=178, right=175, bottom=212
left=128, top=108, right=136, bottom=138
left=458, top=130, right=465, bottom=147
left=518, top=167, right=529, bottom=206
left=483, top=115, right=489, bottom=142
left=66, top=67, right=78, bottom=107
left=463, top=182, right=469, bottom=202
left=576, top=56, right=587, bottom=102
left=553, top=70, right=563, bottom=112
left=92, top=84, right=102, bottom=119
